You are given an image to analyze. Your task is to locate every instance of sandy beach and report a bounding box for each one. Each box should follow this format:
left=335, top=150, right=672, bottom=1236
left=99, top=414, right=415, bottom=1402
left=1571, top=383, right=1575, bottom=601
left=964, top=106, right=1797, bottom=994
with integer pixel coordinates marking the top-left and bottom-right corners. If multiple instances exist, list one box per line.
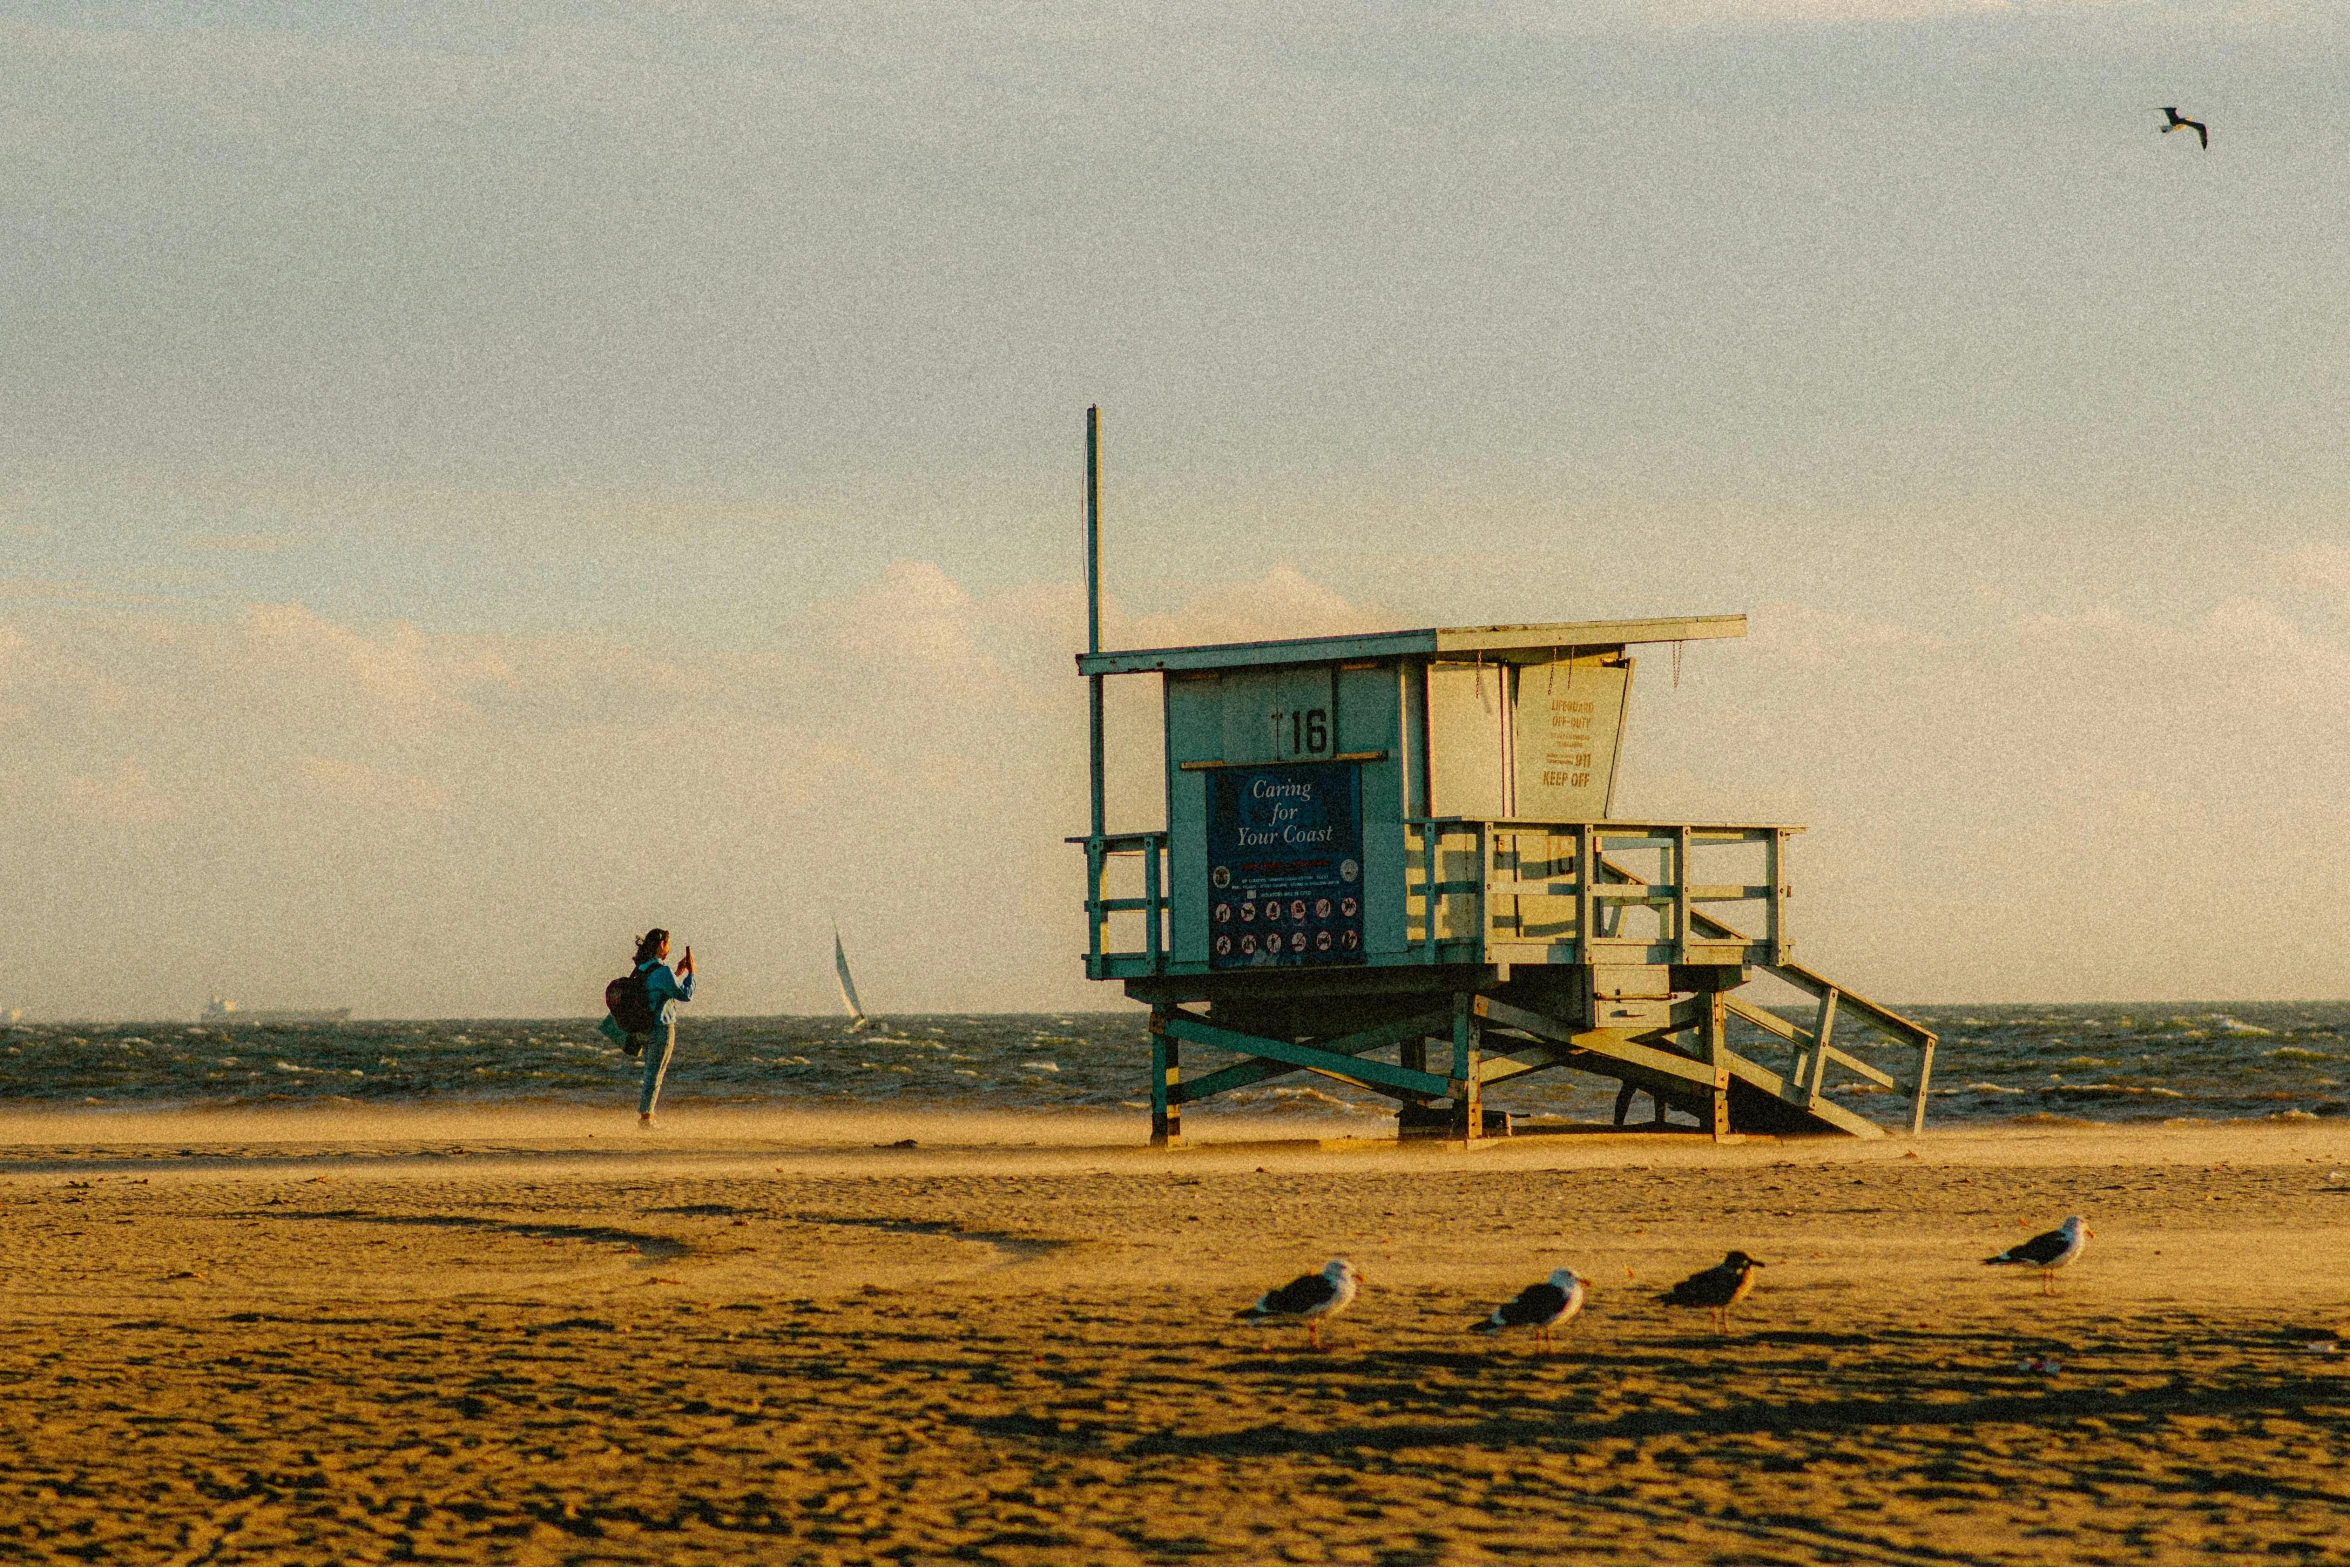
left=4, top=1110, right=2348, bottom=1565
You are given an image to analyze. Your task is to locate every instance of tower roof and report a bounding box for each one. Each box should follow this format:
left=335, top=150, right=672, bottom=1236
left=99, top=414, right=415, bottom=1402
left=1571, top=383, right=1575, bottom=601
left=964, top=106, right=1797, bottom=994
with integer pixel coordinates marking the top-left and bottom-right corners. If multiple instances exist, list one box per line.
left=1076, top=614, right=1745, bottom=677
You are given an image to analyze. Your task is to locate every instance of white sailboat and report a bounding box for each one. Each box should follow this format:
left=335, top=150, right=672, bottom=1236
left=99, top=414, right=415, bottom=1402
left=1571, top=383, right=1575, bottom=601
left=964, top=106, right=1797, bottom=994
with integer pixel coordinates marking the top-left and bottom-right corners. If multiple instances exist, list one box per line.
left=833, top=925, right=870, bottom=1032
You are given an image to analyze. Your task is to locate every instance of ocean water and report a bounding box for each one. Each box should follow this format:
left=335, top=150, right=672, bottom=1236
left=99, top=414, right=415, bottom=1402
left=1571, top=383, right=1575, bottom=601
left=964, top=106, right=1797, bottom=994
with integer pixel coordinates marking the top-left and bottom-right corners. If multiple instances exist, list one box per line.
left=2, top=1003, right=2347, bottom=1130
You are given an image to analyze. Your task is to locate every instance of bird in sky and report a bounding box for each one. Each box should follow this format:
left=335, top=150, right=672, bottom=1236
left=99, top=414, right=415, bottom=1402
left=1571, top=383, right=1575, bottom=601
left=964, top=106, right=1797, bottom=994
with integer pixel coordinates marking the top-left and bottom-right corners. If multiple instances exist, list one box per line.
left=1661, top=1251, right=1766, bottom=1333
left=1984, top=1215, right=2092, bottom=1294
left=1471, top=1267, right=1586, bottom=1353
left=2160, top=107, right=2209, bottom=150
left=1236, top=1258, right=1360, bottom=1349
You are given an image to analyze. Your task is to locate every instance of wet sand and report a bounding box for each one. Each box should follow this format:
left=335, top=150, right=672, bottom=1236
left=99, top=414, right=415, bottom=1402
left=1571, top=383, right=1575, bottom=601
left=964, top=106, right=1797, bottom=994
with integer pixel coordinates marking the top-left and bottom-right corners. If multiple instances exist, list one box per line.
left=4, top=1110, right=2349, bottom=1564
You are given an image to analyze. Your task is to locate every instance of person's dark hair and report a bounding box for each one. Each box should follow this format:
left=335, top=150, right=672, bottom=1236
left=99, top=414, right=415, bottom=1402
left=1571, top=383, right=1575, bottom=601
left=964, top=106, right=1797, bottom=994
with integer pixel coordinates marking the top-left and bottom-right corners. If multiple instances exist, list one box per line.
left=634, top=928, right=669, bottom=965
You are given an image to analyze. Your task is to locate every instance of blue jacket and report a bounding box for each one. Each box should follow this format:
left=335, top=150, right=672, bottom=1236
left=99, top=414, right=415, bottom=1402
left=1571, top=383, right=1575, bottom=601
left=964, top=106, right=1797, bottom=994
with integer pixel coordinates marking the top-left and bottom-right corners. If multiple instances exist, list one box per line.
left=637, top=960, right=693, bottom=1025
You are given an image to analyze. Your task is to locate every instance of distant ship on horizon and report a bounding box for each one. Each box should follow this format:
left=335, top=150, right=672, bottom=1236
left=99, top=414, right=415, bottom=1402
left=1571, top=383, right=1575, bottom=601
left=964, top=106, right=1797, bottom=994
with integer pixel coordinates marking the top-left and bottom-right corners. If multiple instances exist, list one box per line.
left=202, top=996, right=353, bottom=1025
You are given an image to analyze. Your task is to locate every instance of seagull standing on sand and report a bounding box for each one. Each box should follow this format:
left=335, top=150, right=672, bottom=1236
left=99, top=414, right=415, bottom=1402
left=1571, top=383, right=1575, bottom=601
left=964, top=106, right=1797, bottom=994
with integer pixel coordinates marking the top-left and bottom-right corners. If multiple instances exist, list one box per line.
left=1237, top=1259, right=1360, bottom=1349
left=1661, top=1251, right=1766, bottom=1333
left=2159, top=107, right=2209, bottom=149
left=1985, top=1215, right=2092, bottom=1294
left=1471, top=1268, right=1586, bottom=1353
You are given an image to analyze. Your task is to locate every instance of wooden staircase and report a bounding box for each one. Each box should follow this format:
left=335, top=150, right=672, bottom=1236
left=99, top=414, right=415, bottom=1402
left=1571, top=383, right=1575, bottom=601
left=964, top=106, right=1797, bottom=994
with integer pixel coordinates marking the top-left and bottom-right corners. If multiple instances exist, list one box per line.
left=1476, top=853, right=1939, bottom=1139
left=1466, top=951, right=1935, bottom=1140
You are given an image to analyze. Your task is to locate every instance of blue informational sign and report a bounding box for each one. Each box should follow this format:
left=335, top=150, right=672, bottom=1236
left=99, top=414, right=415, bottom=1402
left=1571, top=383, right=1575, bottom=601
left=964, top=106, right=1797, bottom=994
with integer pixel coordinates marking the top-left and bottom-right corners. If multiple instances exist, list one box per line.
left=1206, top=762, right=1365, bottom=969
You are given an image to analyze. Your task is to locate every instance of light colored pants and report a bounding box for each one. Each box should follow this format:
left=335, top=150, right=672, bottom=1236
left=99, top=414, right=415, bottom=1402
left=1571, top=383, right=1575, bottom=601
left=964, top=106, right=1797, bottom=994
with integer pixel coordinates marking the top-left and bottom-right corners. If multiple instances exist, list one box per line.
left=638, top=1019, right=676, bottom=1116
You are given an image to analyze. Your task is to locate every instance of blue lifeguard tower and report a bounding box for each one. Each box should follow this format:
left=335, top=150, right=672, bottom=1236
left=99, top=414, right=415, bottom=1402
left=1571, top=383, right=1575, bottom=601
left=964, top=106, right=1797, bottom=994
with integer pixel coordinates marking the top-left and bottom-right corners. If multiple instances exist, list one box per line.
left=1070, top=410, right=1936, bottom=1145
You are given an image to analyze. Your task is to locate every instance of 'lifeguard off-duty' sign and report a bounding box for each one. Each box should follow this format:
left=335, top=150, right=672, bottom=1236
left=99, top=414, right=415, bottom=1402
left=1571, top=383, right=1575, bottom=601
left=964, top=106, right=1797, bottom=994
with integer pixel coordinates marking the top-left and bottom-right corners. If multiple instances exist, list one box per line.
left=1206, top=763, right=1365, bottom=969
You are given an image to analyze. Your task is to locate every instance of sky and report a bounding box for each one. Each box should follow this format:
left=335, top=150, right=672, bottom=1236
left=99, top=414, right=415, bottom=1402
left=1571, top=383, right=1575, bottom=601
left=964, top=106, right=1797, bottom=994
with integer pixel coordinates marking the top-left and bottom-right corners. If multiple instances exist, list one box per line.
left=4, top=0, right=2348, bottom=1018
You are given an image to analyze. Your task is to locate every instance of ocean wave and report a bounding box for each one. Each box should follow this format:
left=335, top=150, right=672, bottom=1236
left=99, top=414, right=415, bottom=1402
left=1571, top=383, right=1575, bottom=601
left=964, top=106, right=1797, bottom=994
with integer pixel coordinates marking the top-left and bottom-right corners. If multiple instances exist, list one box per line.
left=2039, top=1083, right=2186, bottom=1100
left=1232, top=1085, right=1386, bottom=1115
left=3, top=1002, right=2347, bottom=1130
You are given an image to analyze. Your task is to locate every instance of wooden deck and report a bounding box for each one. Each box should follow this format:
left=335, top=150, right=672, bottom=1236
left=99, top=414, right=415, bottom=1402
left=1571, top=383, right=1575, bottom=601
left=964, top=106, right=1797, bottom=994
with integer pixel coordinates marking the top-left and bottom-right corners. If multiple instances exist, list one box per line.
left=1081, top=813, right=1936, bottom=1145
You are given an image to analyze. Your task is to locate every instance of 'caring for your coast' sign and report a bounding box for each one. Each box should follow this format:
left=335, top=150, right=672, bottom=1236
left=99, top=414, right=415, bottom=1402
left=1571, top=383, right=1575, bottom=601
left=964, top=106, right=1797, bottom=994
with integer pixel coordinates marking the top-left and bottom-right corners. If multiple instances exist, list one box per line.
left=1206, top=762, right=1365, bottom=969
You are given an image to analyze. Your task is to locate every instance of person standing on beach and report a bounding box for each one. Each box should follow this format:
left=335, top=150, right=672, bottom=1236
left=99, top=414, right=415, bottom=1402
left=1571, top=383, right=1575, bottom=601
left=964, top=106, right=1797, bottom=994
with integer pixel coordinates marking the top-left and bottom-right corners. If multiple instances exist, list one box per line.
left=620, top=928, right=693, bottom=1127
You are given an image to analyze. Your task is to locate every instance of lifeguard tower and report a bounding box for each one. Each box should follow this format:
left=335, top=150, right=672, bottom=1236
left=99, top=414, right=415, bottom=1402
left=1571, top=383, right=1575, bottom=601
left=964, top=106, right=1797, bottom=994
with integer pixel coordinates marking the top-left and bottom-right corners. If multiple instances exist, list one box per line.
left=1071, top=411, right=1937, bottom=1145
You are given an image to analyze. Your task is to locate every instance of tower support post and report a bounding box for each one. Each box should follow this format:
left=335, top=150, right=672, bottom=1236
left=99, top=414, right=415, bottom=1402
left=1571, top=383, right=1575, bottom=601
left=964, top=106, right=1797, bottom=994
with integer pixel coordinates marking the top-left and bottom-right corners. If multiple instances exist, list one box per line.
left=1703, top=990, right=1731, bottom=1141
left=1451, top=990, right=1484, bottom=1141
left=1149, top=1004, right=1181, bottom=1148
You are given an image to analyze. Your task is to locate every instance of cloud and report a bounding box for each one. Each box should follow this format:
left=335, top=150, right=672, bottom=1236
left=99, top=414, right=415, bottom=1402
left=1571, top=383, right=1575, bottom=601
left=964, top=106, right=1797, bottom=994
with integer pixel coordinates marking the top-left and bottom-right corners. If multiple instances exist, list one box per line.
left=62, top=757, right=175, bottom=826
left=1629, top=592, right=2350, bottom=999
left=297, top=755, right=454, bottom=813
left=181, top=532, right=309, bottom=553
left=1634, top=0, right=2141, bottom=21
left=2286, top=543, right=2350, bottom=604
left=6, top=561, right=2348, bottom=1017
left=233, top=601, right=503, bottom=727
left=0, top=578, right=191, bottom=607
left=1118, top=566, right=1393, bottom=650
left=0, top=563, right=1367, bottom=1019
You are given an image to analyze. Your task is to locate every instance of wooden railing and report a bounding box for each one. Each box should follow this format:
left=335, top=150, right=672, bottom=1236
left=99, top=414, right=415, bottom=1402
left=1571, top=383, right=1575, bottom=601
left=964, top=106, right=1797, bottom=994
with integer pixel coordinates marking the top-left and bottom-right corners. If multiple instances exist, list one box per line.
left=1077, top=817, right=1799, bottom=982
left=1718, top=964, right=1938, bottom=1137
left=1077, top=831, right=1167, bottom=981
left=1404, top=818, right=1791, bottom=971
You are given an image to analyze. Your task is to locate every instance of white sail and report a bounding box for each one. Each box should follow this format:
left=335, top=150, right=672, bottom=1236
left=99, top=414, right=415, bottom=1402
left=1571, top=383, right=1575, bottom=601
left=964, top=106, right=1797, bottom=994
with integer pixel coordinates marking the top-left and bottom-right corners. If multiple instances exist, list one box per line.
left=833, top=925, right=868, bottom=1029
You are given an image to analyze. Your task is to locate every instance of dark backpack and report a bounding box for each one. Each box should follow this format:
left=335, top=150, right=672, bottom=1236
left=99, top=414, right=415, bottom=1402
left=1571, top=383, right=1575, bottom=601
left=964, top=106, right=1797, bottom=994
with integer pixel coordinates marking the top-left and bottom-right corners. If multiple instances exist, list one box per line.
left=605, top=964, right=658, bottom=1036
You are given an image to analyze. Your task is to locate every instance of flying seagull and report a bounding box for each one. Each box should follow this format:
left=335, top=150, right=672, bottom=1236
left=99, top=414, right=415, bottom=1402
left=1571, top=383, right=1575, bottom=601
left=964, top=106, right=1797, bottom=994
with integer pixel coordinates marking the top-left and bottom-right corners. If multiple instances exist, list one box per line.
left=1471, top=1267, right=1586, bottom=1353
left=1985, top=1215, right=2092, bottom=1294
left=1237, top=1258, right=1360, bottom=1349
left=1661, top=1251, right=1766, bottom=1333
left=2159, top=107, right=2208, bottom=150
